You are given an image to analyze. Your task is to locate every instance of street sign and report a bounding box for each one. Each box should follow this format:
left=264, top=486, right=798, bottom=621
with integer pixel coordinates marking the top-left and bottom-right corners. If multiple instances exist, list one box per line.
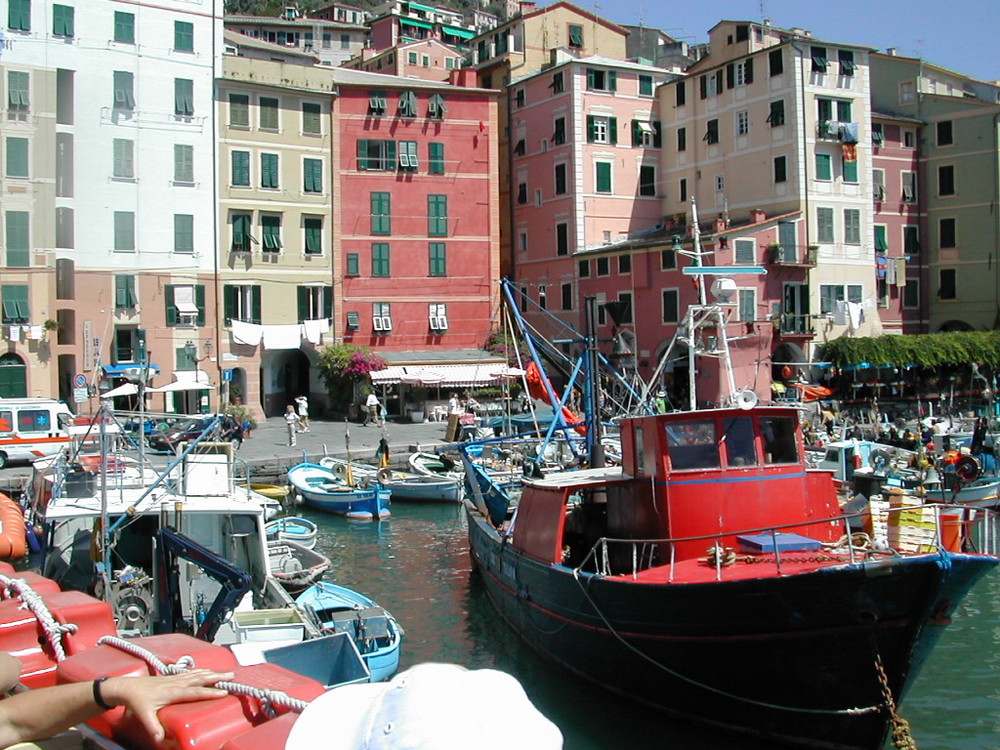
left=222, top=369, right=234, bottom=382
left=73, top=374, right=86, bottom=388
left=73, top=387, right=89, bottom=403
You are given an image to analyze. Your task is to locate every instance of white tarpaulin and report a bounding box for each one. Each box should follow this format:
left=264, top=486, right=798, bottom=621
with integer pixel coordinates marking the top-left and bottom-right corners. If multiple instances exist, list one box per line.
left=370, top=364, right=526, bottom=387
left=148, top=370, right=214, bottom=392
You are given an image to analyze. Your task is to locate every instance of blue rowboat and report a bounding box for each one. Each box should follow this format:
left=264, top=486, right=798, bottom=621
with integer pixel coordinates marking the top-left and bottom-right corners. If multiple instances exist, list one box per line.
left=296, top=581, right=403, bottom=682
left=265, top=516, right=318, bottom=549
left=288, top=463, right=391, bottom=521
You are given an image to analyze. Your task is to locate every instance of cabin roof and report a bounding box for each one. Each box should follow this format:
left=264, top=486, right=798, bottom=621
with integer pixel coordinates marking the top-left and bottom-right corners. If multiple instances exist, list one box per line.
left=522, top=465, right=626, bottom=490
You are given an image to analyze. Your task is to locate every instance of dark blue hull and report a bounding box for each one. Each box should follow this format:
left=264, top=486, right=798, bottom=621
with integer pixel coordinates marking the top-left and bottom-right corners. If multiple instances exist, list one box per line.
left=467, top=505, right=996, bottom=750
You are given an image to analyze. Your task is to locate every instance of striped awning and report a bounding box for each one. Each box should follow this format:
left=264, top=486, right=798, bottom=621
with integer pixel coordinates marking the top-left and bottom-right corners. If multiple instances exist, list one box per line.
left=370, top=364, right=525, bottom=387
left=442, top=25, right=475, bottom=39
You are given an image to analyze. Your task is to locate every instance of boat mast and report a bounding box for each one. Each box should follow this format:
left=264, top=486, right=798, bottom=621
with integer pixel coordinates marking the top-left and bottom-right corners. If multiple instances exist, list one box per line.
left=584, top=296, right=605, bottom=467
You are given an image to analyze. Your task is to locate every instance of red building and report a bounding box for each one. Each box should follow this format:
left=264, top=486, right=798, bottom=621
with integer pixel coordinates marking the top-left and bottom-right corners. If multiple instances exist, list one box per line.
left=333, top=68, right=501, bottom=388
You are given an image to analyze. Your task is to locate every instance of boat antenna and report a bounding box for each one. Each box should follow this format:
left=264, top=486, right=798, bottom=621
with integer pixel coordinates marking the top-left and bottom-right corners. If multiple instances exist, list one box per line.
left=584, top=296, right=605, bottom=467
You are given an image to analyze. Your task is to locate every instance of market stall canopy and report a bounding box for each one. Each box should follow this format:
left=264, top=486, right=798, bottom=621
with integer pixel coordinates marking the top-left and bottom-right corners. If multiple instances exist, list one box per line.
left=147, top=370, right=215, bottom=393
left=370, top=364, right=526, bottom=388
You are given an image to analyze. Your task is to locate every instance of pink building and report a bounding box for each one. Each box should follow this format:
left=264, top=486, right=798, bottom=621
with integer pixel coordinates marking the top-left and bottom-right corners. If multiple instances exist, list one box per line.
left=510, top=52, right=674, bottom=342
left=348, top=38, right=464, bottom=82
left=574, top=209, right=816, bottom=408
left=872, top=112, right=924, bottom=333
left=334, top=69, right=501, bottom=404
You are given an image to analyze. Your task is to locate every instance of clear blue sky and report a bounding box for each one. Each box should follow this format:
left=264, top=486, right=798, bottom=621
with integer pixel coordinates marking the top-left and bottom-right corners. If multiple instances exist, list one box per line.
left=560, top=0, right=998, bottom=83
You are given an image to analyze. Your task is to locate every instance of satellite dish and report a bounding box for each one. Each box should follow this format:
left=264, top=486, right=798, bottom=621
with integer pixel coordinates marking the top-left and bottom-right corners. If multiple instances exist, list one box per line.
left=736, top=389, right=758, bottom=410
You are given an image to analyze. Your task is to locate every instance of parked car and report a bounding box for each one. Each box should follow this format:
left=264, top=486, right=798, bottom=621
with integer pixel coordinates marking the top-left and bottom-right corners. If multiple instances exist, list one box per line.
left=146, top=415, right=245, bottom=453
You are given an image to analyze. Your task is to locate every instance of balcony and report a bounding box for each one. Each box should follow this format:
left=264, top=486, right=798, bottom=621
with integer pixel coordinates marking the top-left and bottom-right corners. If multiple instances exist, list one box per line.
left=775, top=314, right=814, bottom=337
left=768, top=244, right=818, bottom=267
left=816, top=120, right=842, bottom=140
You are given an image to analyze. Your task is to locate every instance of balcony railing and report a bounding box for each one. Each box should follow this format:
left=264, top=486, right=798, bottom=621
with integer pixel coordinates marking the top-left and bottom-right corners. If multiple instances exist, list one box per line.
left=769, top=244, right=818, bottom=266
left=816, top=120, right=842, bottom=140
left=776, top=313, right=814, bottom=336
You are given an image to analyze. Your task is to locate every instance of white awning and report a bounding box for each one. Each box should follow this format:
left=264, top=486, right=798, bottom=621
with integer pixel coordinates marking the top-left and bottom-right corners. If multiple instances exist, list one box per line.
left=100, top=383, right=139, bottom=399
left=148, top=370, right=214, bottom=392
left=370, top=364, right=526, bottom=387
left=637, top=121, right=655, bottom=134
left=174, top=285, right=199, bottom=314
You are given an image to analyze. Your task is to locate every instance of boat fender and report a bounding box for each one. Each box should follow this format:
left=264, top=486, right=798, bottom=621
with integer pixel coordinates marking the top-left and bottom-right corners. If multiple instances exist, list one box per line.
left=0, top=493, right=27, bottom=560
left=851, top=451, right=862, bottom=470
left=954, top=455, right=981, bottom=483
left=377, top=467, right=393, bottom=483
left=333, top=464, right=347, bottom=478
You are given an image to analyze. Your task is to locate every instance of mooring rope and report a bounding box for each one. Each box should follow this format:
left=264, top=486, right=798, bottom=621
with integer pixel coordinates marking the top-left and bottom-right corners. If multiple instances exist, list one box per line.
left=0, top=574, right=79, bottom=662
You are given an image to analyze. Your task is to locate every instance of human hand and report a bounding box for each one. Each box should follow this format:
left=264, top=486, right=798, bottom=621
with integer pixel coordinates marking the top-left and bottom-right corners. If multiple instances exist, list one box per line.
left=0, top=653, right=22, bottom=693
left=103, top=669, right=234, bottom=741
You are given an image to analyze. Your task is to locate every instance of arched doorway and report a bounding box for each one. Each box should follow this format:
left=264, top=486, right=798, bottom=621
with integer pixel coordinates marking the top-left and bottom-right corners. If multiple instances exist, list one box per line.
left=264, top=350, right=310, bottom=416
left=0, top=353, right=27, bottom=398
left=228, top=367, right=247, bottom=407
left=938, top=320, right=973, bottom=332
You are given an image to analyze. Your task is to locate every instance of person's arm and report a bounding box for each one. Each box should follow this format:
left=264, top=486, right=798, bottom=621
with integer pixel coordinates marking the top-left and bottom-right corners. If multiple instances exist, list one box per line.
left=0, top=668, right=233, bottom=747
left=0, top=654, right=21, bottom=694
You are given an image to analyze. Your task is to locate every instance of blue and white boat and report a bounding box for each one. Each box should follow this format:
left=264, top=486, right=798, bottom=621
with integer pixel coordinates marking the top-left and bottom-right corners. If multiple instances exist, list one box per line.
left=288, top=462, right=391, bottom=520
left=265, top=515, right=318, bottom=549
left=296, top=581, right=403, bottom=682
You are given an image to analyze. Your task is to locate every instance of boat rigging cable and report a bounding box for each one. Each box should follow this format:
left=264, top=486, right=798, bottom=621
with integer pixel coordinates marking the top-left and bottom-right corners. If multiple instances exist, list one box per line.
left=565, top=566, right=883, bottom=717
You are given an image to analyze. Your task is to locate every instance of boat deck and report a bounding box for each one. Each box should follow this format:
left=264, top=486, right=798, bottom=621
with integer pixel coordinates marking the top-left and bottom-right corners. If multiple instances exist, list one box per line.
left=605, top=551, right=863, bottom=584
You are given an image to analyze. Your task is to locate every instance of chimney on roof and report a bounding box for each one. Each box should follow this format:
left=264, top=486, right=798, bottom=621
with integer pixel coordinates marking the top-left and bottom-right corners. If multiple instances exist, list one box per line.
left=519, top=1, right=536, bottom=13
left=750, top=208, right=767, bottom=224
left=713, top=218, right=727, bottom=233
left=886, top=47, right=899, bottom=56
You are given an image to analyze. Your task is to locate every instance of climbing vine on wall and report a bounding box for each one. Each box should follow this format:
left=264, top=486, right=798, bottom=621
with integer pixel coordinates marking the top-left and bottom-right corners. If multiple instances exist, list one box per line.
left=817, top=331, right=1000, bottom=369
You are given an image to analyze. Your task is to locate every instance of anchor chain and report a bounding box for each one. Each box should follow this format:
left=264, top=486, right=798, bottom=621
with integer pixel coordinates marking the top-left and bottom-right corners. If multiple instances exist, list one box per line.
left=869, top=627, right=918, bottom=750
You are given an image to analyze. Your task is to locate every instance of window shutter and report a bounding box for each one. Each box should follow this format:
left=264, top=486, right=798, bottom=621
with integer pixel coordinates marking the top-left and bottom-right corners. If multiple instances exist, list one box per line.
left=251, top=286, right=262, bottom=324
left=587, top=69, right=596, bottom=89
left=165, top=285, right=177, bottom=326
left=357, top=139, right=369, bottom=170
left=609, top=117, right=617, bottom=145
left=195, top=285, right=205, bottom=326
left=608, top=71, right=616, bottom=91
left=631, top=120, right=640, bottom=146
left=675, top=81, right=685, bottom=106
left=322, top=287, right=333, bottom=319
left=715, top=70, right=723, bottom=92
left=699, top=75, right=707, bottom=99
left=6, top=137, right=28, bottom=177
left=652, top=122, right=662, bottom=148
left=726, top=63, right=735, bottom=89
left=297, top=287, right=309, bottom=323
left=223, top=285, right=236, bottom=325
left=744, top=57, right=753, bottom=83
left=386, top=140, right=396, bottom=165
left=586, top=115, right=596, bottom=142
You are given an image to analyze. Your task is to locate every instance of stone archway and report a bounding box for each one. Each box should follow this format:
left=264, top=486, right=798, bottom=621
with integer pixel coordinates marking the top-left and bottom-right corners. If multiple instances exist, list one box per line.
left=0, top=353, right=27, bottom=398
left=263, top=350, right=311, bottom=416
left=937, top=319, right=974, bottom=332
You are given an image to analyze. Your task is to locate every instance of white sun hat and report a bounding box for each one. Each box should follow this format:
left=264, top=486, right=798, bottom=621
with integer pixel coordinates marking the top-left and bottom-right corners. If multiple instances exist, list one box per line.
left=285, top=663, right=563, bottom=750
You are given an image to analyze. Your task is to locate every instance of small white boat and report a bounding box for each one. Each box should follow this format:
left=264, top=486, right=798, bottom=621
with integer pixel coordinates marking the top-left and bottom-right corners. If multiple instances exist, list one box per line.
left=265, top=516, right=318, bottom=549
left=288, top=463, right=391, bottom=521
left=320, top=457, right=462, bottom=502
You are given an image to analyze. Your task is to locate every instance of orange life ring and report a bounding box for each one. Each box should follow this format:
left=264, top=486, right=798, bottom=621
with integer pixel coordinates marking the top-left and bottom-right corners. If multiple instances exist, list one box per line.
left=781, top=365, right=794, bottom=380
left=0, top=493, right=26, bottom=560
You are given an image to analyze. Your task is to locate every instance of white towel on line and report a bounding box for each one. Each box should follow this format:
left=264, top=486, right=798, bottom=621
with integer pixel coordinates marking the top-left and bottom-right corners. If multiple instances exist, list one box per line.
left=263, top=324, right=302, bottom=350
left=302, top=318, right=329, bottom=346
left=231, top=319, right=263, bottom=346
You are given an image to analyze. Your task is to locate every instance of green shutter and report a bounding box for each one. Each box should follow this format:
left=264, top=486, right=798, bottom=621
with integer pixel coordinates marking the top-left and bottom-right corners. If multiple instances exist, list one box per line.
left=322, top=287, right=333, bottom=319
left=114, top=211, right=134, bottom=251
left=608, top=70, right=617, bottom=91
left=5, top=210, right=29, bottom=268
left=260, top=98, right=278, bottom=129
left=587, top=115, right=596, bottom=142
left=174, top=79, right=194, bottom=116
left=8, top=71, right=29, bottom=108
left=587, top=69, right=596, bottom=89
left=874, top=226, right=888, bottom=252
left=652, top=122, right=662, bottom=148
left=429, top=242, right=446, bottom=276
left=9, top=0, right=30, bottom=31
left=174, top=214, right=193, bottom=252
left=428, top=195, right=447, bottom=237
left=223, top=285, right=236, bottom=325
left=357, top=139, right=369, bottom=170
left=251, top=286, right=261, bottom=324
left=346, top=253, right=359, bottom=275
left=596, top=162, right=611, bottom=193
left=114, top=11, right=134, bottom=43
left=429, top=142, right=444, bottom=174
left=371, top=192, right=390, bottom=235
left=174, top=21, right=193, bottom=51
left=304, top=159, right=322, bottom=192
left=165, top=285, right=177, bottom=326
left=816, top=154, right=832, bottom=181
left=842, top=157, right=858, bottom=183
left=232, top=151, right=249, bottom=186
left=609, top=117, right=617, bottom=145
left=195, top=285, right=205, bottom=326
left=1, top=285, right=29, bottom=323
left=261, top=153, right=278, bottom=188
left=304, top=218, right=322, bottom=254
left=113, top=139, right=133, bottom=178
left=53, top=4, right=73, bottom=36
left=297, top=288, right=309, bottom=322
left=744, top=57, right=754, bottom=83
left=5, top=137, right=28, bottom=177
left=115, top=275, right=135, bottom=307
left=174, top=144, right=193, bottom=183
left=302, top=102, right=321, bottom=134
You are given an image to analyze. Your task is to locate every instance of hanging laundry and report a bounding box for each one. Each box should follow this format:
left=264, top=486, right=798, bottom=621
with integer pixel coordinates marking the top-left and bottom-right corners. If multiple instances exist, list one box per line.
left=884, top=255, right=897, bottom=285
left=231, top=319, right=263, bottom=347
left=847, top=302, right=863, bottom=331
left=26, top=325, right=43, bottom=340
left=875, top=253, right=887, bottom=280
left=6, top=326, right=20, bottom=341
left=895, top=257, right=907, bottom=287
left=834, top=300, right=848, bottom=326
left=262, top=324, right=302, bottom=350
left=841, top=122, right=859, bottom=144
left=302, top=318, right=329, bottom=346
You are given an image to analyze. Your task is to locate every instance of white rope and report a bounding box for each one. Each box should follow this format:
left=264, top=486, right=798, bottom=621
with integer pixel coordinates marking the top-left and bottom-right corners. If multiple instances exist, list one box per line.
left=96, top=635, right=309, bottom=715
left=0, top=574, right=78, bottom=662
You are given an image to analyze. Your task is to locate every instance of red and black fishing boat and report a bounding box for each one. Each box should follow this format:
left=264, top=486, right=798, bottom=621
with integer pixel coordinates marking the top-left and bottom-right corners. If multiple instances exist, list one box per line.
left=463, top=279, right=1000, bottom=749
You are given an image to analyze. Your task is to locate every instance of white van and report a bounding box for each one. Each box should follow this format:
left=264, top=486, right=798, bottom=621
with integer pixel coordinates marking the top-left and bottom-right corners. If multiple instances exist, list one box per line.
left=0, top=398, right=76, bottom=469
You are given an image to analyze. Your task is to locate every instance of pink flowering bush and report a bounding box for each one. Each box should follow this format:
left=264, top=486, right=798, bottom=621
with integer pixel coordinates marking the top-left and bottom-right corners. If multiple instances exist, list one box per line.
left=318, top=344, right=387, bottom=414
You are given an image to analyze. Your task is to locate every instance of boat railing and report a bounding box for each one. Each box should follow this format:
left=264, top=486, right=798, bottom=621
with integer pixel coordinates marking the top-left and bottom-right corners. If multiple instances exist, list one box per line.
left=579, top=504, right=999, bottom=582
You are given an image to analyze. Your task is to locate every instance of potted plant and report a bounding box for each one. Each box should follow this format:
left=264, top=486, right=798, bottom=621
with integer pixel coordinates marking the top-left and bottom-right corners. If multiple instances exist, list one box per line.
left=407, top=385, right=428, bottom=423
left=767, top=242, right=784, bottom=264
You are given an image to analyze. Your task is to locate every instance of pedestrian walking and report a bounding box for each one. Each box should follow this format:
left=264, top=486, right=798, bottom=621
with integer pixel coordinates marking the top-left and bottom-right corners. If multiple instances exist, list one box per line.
left=295, top=395, right=310, bottom=432
left=364, top=392, right=383, bottom=427
left=284, top=404, right=299, bottom=446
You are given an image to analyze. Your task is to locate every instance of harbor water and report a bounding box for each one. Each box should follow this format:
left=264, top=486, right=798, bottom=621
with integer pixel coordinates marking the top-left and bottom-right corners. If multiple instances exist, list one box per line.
left=302, top=501, right=1000, bottom=750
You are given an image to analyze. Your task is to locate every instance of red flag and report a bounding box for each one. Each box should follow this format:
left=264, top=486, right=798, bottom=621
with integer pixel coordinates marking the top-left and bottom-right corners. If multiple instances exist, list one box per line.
left=842, top=143, right=857, bottom=162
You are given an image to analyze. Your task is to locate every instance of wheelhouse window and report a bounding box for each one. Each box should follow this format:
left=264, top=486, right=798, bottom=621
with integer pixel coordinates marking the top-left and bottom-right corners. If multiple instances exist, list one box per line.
left=723, top=416, right=758, bottom=467
left=665, top=419, right=720, bottom=470
left=760, top=416, right=798, bottom=464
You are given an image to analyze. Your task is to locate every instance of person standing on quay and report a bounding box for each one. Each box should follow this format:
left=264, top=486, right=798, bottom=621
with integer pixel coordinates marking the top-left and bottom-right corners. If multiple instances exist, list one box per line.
left=285, top=404, right=300, bottom=446
left=364, top=392, right=383, bottom=427
left=295, top=395, right=310, bottom=432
